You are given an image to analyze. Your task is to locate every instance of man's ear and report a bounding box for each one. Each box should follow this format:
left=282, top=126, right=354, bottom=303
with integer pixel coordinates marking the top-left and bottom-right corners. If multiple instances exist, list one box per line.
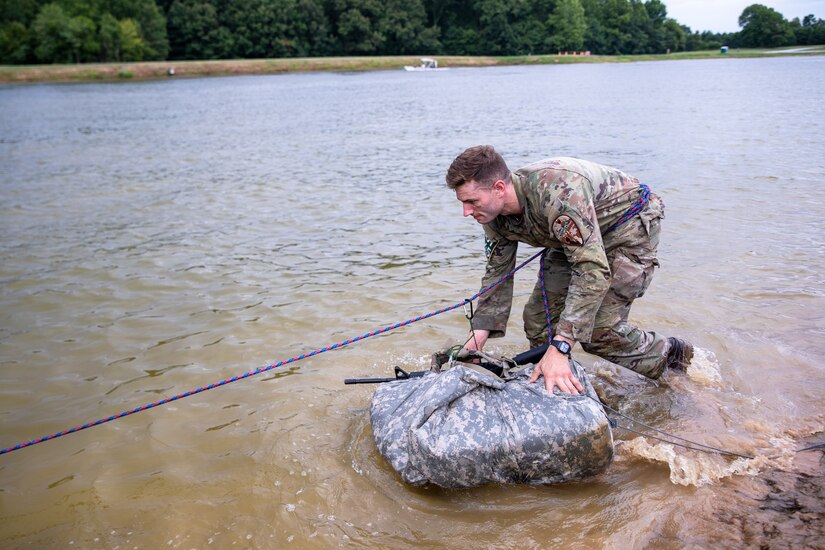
left=492, top=179, right=507, bottom=195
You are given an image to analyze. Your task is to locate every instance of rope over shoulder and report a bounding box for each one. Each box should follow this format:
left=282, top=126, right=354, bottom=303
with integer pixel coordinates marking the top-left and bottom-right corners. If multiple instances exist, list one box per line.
left=0, top=251, right=545, bottom=456
left=604, top=183, right=650, bottom=235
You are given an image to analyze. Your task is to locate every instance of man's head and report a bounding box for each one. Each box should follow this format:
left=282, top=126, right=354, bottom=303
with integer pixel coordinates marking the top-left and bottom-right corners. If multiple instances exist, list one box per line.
left=446, top=145, right=514, bottom=224
left=445, top=145, right=510, bottom=191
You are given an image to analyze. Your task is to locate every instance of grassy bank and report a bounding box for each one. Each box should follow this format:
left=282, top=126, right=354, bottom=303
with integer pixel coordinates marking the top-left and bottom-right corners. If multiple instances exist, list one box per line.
left=2, top=46, right=823, bottom=84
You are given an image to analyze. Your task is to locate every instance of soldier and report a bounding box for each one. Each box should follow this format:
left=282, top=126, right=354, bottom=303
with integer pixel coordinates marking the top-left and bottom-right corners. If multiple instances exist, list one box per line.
left=446, top=145, right=693, bottom=395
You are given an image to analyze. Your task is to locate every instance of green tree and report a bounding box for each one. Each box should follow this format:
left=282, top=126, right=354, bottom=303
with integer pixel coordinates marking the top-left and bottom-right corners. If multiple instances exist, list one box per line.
left=0, top=0, right=41, bottom=26
left=220, top=0, right=331, bottom=58
left=738, top=4, right=794, bottom=47
left=581, top=0, right=608, bottom=53
left=378, top=0, right=439, bottom=55
left=661, top=19, right=686, bottom=51
left=131, top=0, right=168, bottom=59
left=98, top=13, right=120, bottom=61
left=106, top=0, right=168, bottom=59
left=33, top=3, right=98, bottom=63
left=795, top=14, right=825, bottom=45
left=167, top=0, right=232, bottom=59
left=643, top=0, right=667, bottom=51
left=547, top=0, right=587, bottom=52
left=290, top=0, right=334, bottom=56
left=441, top=25, right=481, bottom=55
left=330, top=0, right=385, bottom=54
left=626, top=0, right=652, bottom=53
left=64, top=13, right=98, bottom=61
left=475, top=0, right=542, bottom=55
left=0, top=21, right=31, bottom=63
left=221, top=0, right=289, bottom=58
left=438, top=0, right=482, bottom=55
left=33, top=3, right=71, bottom=62
left=119, top=18, right=145, bottom=60
left=600, top=0, right=633, bottom=54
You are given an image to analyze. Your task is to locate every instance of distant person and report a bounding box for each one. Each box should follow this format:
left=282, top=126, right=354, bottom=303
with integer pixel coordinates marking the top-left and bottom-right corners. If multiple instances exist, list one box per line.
left=446, top=145, right=693, bottom=395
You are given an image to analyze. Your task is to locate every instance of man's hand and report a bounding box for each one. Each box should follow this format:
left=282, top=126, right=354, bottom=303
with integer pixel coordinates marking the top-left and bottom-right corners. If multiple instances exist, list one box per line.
left=464, top=329, right=490, bottom=351
left=528, top=337, right=584, bottom=395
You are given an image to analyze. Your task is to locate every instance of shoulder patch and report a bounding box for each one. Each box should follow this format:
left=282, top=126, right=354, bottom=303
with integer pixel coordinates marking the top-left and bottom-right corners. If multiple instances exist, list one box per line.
left=552, top=215, right=585, bottom=246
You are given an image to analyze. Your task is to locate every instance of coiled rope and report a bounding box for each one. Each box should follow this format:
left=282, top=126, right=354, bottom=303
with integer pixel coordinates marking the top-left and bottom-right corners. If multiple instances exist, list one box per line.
left=0, top=251, right=545, bottom=456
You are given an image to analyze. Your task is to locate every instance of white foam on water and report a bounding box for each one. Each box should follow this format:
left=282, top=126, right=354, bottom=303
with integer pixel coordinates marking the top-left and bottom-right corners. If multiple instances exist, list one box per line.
left=686, top=347, right=723, bottom=387
left=620, top=436, right=796, bottom=486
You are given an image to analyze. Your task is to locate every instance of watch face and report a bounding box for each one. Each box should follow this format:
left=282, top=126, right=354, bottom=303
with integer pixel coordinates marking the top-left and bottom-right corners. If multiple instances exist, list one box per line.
left=553, top=340, right=571, bottom=354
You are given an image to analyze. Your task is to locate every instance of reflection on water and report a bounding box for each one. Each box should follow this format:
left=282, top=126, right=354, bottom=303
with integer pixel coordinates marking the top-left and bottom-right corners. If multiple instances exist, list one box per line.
left=1, top=56, right=824, bottom=548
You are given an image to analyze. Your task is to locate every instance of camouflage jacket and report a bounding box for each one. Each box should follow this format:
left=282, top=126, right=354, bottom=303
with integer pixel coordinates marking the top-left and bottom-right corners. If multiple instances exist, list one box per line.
left=474, top=157, right=664, bottom=343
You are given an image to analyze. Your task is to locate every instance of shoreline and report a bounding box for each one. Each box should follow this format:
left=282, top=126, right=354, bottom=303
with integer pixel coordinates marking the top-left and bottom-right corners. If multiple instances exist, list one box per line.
left=1, top=46, right=823, bottom=84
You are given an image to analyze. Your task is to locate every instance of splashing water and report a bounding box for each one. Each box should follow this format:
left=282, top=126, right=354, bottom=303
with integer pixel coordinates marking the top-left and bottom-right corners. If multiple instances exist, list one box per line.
left=686, top=347, right=723, bottom=387
left=619, top=436, right=798, bottom=486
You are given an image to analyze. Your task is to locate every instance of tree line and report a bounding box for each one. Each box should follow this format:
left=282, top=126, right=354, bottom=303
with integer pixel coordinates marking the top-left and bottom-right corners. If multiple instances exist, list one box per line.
left=1, top=0, right=823, bottom=65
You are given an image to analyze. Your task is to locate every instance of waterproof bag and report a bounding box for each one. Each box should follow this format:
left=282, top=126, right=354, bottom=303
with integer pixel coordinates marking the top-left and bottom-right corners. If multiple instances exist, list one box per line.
left=369, top=357, right=613, bottom=488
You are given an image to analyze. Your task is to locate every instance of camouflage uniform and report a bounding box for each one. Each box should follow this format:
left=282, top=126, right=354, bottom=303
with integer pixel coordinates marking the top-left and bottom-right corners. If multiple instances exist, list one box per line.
left=474, top=157, right=669, bottom=378
left=370, top=360, right=614, bottom=488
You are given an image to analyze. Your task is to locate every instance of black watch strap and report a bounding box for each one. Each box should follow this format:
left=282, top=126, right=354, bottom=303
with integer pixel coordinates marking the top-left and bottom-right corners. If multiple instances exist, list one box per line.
left=550, top=339, right=572, bottom=356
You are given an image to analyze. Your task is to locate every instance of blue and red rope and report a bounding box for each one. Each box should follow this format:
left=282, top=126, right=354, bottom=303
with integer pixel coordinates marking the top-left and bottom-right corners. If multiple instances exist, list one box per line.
left=604, top=184, right=650, bottom=235
left=2, top=185, right=654, bottom=456
left=0, top=250, right=544, bottom=456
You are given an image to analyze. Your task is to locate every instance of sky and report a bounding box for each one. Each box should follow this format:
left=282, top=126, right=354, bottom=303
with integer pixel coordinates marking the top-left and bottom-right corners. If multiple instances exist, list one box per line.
left=663, top=0, right=825, bottom=33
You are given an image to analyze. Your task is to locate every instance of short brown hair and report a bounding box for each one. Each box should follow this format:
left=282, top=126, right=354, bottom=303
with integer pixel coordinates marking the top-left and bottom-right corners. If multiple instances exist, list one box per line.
left=445, top=145, right=510, bottom=190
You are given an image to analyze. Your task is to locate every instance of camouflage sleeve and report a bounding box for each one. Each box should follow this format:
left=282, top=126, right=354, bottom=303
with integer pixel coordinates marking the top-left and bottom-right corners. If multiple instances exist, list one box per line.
left=546, top=185, right=611, bottom=344
left=473, top=225, right=518, bottom=338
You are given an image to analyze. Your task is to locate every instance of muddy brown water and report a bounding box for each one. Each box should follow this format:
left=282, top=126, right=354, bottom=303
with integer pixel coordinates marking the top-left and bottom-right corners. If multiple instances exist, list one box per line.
left=1, top=57, right=823, bottom=548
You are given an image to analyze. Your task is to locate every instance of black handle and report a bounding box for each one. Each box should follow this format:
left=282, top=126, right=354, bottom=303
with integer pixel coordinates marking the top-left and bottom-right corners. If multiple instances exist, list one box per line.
left=345, top=345, right=550, bottom=385
left=344, top=366, right=427, bottom=384
left=512, top=343, right=550, bottom=365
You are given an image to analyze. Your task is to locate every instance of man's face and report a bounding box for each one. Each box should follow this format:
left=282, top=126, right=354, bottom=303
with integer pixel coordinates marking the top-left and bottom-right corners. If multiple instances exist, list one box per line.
left=455, top=180, right=504, bottom=225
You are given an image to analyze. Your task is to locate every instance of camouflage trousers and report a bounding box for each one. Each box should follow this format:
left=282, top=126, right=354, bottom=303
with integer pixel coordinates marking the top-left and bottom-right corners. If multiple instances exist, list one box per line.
left=522, top=215, right=669, bottom=379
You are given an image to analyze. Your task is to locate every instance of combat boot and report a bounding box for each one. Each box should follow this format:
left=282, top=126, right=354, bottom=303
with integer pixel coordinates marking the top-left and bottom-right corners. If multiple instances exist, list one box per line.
left=666, top=337, right=694, bottom=371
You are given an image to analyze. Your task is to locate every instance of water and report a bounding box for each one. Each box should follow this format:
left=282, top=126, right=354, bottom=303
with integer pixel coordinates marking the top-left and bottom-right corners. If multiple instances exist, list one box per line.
left=1, top=56, right=824, bottom=548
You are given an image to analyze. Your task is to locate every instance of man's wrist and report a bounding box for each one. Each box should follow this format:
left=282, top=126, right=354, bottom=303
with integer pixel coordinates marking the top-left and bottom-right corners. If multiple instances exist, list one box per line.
left=549, top=337, right=573, bottom=356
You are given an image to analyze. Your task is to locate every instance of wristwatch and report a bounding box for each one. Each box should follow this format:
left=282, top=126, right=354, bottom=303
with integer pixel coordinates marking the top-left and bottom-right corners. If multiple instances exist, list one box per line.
left=550, top=338, right=572, bottom=356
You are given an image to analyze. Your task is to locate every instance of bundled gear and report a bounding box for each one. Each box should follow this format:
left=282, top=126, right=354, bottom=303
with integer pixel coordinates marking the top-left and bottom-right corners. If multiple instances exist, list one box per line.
left=369, top=349, right=614, bottom=488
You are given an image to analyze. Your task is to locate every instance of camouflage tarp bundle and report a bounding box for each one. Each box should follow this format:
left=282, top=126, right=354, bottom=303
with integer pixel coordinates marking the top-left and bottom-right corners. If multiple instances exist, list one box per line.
left=370, top=358, right=613, bottom=488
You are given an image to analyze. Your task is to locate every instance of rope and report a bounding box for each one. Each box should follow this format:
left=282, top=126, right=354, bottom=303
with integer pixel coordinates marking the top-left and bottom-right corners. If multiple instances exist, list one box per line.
left=616, top=424, right=754, bottom=458
left=591, top=395, right=825, bottom=461
left=537, top=183, right=651, bottom=340
left=526, top=187, right=821, bottom=463
left=590, top=396, right=756, bottom=459
left=603, top=184, right=650, bottom=235
left=538, top=249, right=553, bottom=340
left=0, top=250, right=545, bottom=457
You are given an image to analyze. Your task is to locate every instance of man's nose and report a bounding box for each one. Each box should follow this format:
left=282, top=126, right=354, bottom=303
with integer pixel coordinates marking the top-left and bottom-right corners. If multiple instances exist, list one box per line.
left=463, top=204, right=473, bottom=217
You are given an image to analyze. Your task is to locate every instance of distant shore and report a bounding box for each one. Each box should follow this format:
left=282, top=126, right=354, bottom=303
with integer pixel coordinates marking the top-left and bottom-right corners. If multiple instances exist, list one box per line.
left=2, top=46, right=823, bottom=84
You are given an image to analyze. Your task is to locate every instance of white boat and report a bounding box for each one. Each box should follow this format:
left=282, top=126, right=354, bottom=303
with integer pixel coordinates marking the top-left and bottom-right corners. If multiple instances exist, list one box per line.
left=403, top=58, right=448, bottom=71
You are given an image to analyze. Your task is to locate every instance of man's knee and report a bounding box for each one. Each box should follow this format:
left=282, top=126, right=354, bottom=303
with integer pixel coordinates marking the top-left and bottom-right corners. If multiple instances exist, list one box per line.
left=582, top=324, right=668, bottom=379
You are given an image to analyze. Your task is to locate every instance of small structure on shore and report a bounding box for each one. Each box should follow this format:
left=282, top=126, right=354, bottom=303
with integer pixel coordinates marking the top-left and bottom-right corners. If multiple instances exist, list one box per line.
left=403, top=58, right=447, bottom=71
